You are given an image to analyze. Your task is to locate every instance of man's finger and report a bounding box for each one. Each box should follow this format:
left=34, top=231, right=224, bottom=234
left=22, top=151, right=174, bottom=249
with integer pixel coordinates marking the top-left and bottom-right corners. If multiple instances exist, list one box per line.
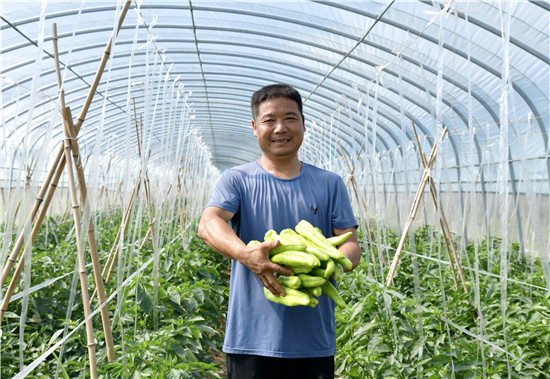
left=265, top=280, right=285, bottom=297
left=269, top=263, right=293, bottom=277
left=263, top=239, right=280, bottom=252
left=269, top=281, right=286, bottom=297
left=265, top=272, right=286, bottom=297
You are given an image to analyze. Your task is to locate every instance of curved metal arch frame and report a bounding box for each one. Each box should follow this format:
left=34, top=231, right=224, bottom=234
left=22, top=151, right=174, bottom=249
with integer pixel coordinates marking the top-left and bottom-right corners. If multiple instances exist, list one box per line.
left=3, top=54, right=405, bottom=164
left=4, top=1, right=547, bottom=137
left=1, top=3, right=530, bottom=128
left=3, top=7, right=544, bottom=171
left=0, top=42, right=519, bottom=190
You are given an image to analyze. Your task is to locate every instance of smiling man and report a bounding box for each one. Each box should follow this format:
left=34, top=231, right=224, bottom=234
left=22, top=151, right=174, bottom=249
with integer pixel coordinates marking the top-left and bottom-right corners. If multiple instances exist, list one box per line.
left=252, top=95, right=305, bottom=178
left=198, top=84, right=361, bottom=379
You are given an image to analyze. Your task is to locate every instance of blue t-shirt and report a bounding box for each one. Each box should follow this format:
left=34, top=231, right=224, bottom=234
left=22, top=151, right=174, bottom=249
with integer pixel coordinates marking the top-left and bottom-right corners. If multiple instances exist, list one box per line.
left=206, top=161, right=357, bottom=358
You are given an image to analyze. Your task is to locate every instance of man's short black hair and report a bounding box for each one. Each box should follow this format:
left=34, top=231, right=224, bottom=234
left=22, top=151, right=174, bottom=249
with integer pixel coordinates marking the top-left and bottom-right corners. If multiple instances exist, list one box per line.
left=251, top=84, right=303, bottom=120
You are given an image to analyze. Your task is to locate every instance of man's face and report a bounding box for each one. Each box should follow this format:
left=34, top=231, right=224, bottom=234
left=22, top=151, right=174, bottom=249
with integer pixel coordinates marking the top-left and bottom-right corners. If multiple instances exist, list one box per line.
left=252, top=96, right=305, bottom=161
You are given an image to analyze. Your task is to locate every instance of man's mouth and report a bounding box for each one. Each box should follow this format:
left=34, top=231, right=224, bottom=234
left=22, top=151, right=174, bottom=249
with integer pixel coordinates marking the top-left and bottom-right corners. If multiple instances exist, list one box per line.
left=272, top=138, right=291, bottom=144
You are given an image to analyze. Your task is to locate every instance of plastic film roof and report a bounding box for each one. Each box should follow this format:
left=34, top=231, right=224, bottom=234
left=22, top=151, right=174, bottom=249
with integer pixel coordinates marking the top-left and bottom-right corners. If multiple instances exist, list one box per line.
left=1, top=0, right=549, bottom=190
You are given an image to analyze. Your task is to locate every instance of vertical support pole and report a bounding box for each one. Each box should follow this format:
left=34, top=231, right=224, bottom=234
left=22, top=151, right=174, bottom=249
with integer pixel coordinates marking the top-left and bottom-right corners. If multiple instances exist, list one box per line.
left=0, top=153, right=66, bottom=322
left=61, top=108, right=98, bottom=379
left=53, top=22, right=116, bottom=362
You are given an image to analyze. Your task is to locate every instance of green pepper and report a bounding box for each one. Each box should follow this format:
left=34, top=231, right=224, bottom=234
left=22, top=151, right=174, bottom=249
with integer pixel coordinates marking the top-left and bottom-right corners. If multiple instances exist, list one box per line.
left=321, top=281, right=347, bottom=308
left=263, top=286, right=311, bottom=307
left=271, top=251, right=321, bottom=268
left=297, top=273, right=326, bottom=287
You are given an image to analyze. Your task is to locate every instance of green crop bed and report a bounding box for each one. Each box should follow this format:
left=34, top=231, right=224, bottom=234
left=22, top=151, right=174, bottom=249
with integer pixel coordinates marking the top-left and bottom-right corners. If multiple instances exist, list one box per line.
left=335, top=226, right=549, bottom=378
left=1, top=215, right=548, bottom=378
left=1, top=212, right=229, bottom=378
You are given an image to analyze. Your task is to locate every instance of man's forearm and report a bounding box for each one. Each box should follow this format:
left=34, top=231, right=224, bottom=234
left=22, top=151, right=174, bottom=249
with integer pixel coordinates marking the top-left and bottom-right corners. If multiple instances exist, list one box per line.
left=198, top=215, right=245, bottom=261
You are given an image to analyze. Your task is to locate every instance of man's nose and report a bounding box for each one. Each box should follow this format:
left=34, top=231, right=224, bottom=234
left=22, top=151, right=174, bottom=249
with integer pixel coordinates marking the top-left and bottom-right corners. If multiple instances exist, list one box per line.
left=273, top=119, right=287, bottom=132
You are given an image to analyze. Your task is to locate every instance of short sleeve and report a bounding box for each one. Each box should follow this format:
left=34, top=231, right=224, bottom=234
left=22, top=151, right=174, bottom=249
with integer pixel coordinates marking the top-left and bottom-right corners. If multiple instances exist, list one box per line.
left=205, top=170, right=241, bottom=214
left=331, top=176, right=357, bottom=230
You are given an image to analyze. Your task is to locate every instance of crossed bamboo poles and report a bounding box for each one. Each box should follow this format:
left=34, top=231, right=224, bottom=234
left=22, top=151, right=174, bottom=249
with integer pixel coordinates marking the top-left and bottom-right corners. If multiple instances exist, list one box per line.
left=385, top=126, right=467, bottom=293
left=338, top=125, right=467, bottom=292
left=0, top=2, right=131, bottom=377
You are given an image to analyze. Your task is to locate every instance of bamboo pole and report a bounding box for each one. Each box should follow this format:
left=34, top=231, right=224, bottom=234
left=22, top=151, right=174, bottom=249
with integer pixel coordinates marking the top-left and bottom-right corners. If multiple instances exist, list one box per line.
left=73, top=0, right=131, bottom=134
left=92, top=100, right=142, bottom=300
left=139, top=178, right=172, bottom=250
left=176, top=152, right=196, bottom=245
left=141, top=174, right=155, bottom=248
left=425, top=152, right=460, bottom=289
left=385, top=127, right=448, bottom=287
left=53, top=23, right=116, bottom=361
left=344, top=144, right=364, bottom=189
left=158, top=183, right=174, bottom=235
left=66, top=107, right=117, bottom=359
left=140, top=227, right=152, bottom=249
left=1, top=148, right=64, bottom=287
left=0, top=0, right=132, bottom=289
left=101, top=97, right=146, bottom=286
left=412, top=124, right=468, bottom=293
left=60, top=107, right=98, bottom=379
left=132, top=102, right=153, bottom=250
left=132, top=97, right=142, bottom=159
left=175, top=163, right=190, bottom=246
left=95, top=95, right=152, bottom=296
left=135, top=113, right=156, bottom=250
left=1, top=1, right=132, bottom=362
left=346, top=146, right=374, bottom=243
left=0, top=247, right=25, bottom=323
left=139, top=176, right=152, bottom=248
left=412, top=128, right=458, bottom=289
left=102, top=179, right=140, bottom=285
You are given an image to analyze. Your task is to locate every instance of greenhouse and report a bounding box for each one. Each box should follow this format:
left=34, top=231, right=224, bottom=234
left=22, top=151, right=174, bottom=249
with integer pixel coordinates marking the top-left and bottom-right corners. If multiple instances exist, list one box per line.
left=1, top=0, right=549, bottom=377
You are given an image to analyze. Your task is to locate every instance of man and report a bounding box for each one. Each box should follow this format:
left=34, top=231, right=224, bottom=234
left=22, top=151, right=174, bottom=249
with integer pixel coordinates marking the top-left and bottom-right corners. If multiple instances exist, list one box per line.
left=198, top=83, right=361, bottom=378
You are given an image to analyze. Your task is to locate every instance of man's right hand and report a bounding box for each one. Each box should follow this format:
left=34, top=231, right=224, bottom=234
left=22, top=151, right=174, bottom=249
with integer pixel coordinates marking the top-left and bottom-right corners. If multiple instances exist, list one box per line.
left=198, top=206, right=293, bottom=297
left=240, top=240, right=294, bottom=297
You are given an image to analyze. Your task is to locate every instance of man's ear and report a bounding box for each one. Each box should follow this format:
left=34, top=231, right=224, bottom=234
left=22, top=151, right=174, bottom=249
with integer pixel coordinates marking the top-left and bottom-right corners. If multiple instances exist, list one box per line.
left=252, top=119, right=257, bottom=137
left=302, top=115, right=306, bottom=132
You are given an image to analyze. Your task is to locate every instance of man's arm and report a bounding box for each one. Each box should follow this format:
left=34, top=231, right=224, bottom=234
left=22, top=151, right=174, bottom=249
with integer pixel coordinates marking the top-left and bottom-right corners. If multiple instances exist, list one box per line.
left=332, top=227, right=361, bottom=271
left=198, top=206, right=293, bottom=296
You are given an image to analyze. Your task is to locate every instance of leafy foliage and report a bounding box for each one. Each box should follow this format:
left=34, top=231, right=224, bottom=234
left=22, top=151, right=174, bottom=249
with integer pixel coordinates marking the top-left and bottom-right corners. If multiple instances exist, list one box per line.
left=1, top=212, right=229, bottom=378
left=335, top=224, right=549, bottom=378
left=2, top=216, right=548, bottom=378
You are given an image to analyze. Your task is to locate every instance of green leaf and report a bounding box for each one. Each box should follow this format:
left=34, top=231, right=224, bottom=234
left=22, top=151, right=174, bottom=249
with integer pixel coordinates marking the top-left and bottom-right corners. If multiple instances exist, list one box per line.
left=47, top=328, right=65, bottom=347
left=428, top=352, right=456, bottom=365
left=137, top=283, right=153, bottom=315
left=167, top=289, right=181, bottom=305
left=349, top=299, right=365, bottom=321
left=194, top=324, right=217, bottom=333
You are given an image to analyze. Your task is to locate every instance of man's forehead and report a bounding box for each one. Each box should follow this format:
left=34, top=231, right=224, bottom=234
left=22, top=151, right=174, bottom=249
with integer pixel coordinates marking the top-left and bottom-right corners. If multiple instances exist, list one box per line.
left=258, top=98, right=300, bottom=113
